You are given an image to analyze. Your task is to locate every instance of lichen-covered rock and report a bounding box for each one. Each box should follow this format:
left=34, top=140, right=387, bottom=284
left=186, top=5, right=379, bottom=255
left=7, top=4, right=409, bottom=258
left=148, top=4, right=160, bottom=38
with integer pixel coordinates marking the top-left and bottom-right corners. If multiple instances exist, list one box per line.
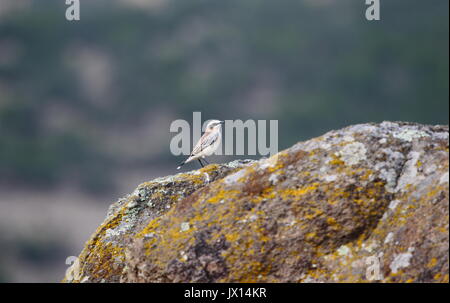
left=63, top=159, right=255, bottom=283
left=64, top=122, right=449, bottom=283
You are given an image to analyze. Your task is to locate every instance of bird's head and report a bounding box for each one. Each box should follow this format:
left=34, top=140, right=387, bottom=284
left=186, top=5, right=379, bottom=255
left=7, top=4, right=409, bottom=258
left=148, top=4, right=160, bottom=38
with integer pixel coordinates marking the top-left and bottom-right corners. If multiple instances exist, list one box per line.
left=205, top=119, right=224, bottom=132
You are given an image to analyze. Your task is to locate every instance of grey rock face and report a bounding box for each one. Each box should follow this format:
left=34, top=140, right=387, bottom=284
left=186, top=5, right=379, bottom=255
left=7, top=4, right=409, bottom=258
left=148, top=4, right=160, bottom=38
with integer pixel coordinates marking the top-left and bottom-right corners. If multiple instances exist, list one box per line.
left=64, top=122, right=449, bottom=283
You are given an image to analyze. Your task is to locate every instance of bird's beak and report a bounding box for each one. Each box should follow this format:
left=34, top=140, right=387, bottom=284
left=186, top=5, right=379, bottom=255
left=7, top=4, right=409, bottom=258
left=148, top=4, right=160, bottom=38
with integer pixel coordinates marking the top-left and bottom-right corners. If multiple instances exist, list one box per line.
left=220, top=121, right=225, bottom=125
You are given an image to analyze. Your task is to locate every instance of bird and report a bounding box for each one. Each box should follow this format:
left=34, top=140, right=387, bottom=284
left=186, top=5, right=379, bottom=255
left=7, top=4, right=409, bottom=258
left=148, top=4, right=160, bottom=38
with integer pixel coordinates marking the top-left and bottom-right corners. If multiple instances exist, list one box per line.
left=177, top=119, right=224, bottom=169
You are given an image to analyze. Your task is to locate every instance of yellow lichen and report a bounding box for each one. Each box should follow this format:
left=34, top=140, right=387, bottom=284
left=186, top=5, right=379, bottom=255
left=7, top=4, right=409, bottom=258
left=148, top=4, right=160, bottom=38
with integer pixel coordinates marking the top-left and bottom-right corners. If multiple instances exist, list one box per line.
left=427, top=258, right=438, bottom=268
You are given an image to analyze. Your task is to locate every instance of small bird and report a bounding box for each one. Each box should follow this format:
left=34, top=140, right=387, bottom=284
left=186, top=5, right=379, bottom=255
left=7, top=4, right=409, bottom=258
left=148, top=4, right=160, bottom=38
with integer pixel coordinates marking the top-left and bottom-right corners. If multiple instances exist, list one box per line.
left=177, top=119, right=224, bottom=169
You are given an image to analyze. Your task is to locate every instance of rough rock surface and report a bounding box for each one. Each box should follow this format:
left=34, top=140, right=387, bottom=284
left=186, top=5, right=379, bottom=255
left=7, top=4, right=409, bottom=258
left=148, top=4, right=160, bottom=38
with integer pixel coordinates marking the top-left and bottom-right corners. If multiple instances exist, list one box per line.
left=64, top=122, right=449, bottom=283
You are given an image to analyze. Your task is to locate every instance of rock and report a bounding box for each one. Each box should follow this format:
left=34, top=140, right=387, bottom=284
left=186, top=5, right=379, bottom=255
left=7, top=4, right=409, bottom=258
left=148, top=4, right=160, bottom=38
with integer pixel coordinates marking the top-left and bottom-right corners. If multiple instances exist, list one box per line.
left=63, top=122, right=449, bottom=283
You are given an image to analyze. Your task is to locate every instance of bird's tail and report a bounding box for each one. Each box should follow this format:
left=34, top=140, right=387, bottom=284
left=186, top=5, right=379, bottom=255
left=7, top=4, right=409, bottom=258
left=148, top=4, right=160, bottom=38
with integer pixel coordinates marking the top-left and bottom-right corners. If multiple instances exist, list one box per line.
left=177, top=159, right=187, bottom=170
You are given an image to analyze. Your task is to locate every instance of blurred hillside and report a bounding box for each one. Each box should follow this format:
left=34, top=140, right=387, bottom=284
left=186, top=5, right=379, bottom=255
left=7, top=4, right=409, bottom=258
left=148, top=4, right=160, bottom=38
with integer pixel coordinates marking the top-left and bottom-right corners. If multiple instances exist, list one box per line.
left=1, top=0, right=448, bottom=194
left=0, top=0, right=448, bottom=282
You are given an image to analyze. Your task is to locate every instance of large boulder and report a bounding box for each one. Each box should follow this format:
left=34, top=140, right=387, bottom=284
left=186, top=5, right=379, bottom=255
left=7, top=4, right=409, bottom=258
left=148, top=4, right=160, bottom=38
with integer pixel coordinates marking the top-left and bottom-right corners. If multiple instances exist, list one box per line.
left=64, top=122, right=449, bottom=283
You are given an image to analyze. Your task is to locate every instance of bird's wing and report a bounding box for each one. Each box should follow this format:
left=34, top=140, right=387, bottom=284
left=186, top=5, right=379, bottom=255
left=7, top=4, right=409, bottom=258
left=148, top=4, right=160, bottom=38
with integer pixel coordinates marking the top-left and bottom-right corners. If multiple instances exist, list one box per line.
left=191, top=131, right=219, bottom=156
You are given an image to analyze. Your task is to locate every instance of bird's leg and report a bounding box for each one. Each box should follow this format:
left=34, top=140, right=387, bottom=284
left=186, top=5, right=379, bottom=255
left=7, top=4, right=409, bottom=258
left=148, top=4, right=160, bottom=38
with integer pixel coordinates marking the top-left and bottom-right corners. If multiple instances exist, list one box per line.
left=198, top=159, right=204, bottom=168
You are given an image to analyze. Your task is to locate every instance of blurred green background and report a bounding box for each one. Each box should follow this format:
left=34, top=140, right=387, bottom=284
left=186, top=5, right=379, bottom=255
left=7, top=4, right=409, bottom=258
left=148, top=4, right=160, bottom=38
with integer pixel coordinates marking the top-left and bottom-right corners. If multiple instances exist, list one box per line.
left=0, top=0, right=448, bottom=282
